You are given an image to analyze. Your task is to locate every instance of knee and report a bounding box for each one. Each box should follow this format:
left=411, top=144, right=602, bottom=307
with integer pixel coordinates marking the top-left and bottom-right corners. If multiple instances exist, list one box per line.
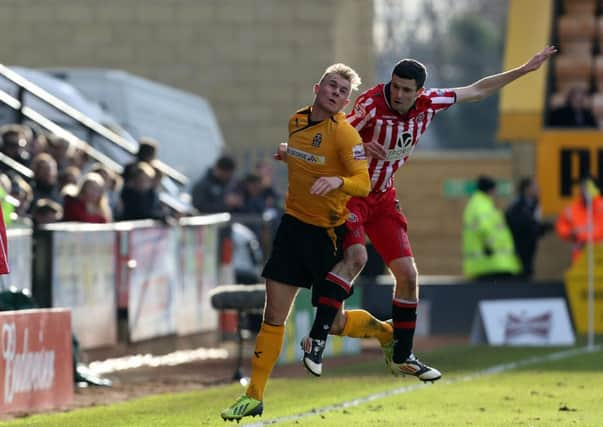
left=262, top=304, right=287, bottom=326
left=395, top=266, right=418, bottom=292
left=346, top=246, right=368, bottom=274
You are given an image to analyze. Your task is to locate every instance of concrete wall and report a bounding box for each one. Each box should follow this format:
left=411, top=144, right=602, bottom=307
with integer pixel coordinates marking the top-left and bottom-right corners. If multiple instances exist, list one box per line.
left=0, top=0, right=374, bottom=176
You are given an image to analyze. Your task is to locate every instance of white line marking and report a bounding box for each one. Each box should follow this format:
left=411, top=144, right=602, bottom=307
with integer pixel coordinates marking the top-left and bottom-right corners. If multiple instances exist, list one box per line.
left=243, top=345, right=601, bottom=426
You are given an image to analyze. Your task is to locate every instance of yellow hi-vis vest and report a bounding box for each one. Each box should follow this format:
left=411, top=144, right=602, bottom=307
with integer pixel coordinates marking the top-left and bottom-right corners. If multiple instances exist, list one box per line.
left=462, top=191, right=521, bottom=279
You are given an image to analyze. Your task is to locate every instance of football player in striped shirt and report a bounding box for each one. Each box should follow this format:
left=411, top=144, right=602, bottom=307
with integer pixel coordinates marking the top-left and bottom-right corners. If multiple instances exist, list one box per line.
left=305, top=46, right=557, bottom=381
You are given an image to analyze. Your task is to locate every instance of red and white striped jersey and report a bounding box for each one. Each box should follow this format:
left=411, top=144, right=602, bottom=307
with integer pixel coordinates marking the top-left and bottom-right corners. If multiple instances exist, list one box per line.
left=347, top=83, right=456, bottom=193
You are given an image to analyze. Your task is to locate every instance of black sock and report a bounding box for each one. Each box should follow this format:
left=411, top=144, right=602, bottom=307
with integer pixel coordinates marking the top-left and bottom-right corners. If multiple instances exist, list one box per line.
left=392, top=298, right=417, bottom=363
left=309, top=273, right=350, bottom=341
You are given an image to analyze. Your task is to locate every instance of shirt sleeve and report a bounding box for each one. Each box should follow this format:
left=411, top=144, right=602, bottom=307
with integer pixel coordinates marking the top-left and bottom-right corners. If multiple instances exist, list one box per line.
left=336, top=124, right=370, bottom=197
left=346, top=93, right=375, bottom=132
left=424, top=88, right=457, bottom=112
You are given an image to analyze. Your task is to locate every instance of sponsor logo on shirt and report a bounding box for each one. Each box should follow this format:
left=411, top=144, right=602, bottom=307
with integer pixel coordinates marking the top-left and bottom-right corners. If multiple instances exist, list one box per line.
left=385, top=131, right=414, bottom=160
left=352, top=144, right=366, bottom=160
left=287, top=147, right=326, bottom=164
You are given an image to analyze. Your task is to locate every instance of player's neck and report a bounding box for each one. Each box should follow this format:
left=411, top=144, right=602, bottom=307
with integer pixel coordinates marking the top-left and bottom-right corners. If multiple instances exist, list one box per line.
left=309, top=104, right=331, bottom=122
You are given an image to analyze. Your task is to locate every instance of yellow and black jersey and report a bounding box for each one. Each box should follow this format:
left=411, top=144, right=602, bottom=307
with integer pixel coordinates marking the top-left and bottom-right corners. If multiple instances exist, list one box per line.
left=284, top=106, right=370, bottom=228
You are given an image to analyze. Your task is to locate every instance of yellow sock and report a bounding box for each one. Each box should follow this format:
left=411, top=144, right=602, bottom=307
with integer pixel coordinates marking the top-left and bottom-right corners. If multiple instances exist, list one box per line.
left=338, top=309, right=393, bottom=346
left=245, top=322, right=285, bottom=401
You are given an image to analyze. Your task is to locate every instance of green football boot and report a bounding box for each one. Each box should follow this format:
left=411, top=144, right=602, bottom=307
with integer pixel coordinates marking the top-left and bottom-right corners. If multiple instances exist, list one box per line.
left=221, top=395, right=263, bottom=422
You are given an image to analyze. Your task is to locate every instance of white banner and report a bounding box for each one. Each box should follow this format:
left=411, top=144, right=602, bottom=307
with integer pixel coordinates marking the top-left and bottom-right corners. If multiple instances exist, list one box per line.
left=176, top=224, right=219, bottom=335
left=471, top=298, right=575, bottom=346
left=52, top=229, right=116, bottom=349
left=128, top=227, right=178, bottom=342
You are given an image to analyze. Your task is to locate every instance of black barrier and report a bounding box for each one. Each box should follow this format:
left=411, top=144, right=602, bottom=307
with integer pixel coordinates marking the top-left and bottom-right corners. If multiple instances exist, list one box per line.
left=361, top=276, right=567, bottom=335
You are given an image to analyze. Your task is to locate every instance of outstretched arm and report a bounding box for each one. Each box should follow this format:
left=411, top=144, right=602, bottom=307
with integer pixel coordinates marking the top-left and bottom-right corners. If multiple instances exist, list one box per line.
left=454, top=46, right=557, bottom=103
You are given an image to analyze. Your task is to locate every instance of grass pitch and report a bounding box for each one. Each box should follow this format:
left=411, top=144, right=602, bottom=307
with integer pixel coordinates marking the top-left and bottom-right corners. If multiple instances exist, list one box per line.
left=2, top=344, right=602, bottom=426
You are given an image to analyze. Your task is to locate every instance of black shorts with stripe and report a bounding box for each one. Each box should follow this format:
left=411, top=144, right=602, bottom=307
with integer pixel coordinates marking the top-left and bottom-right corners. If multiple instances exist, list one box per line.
left=262, top=214, right=346, bottom=305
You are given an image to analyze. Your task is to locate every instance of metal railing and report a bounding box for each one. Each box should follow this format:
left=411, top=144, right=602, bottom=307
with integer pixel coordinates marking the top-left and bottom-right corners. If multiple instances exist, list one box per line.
left=0, top=64, right=188, bottom=185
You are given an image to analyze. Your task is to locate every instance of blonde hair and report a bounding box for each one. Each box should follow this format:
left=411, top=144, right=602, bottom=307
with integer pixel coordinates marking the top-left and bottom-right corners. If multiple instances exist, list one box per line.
left=78, top=172, right=113, bottom=222
left=319, top=63, right=362, bottom=91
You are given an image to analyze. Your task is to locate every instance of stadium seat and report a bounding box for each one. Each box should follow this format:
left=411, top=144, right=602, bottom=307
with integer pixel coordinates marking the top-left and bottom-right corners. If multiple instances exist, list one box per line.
left=558, top=14, right=596, bottom=54
left=558, top=14, right=596, bottom=41
left=591, top=92, right=603, bottom=121
left=563, top=0, right=597, bottom=15
left=209, top=284, right=265, bottom=380
left=549, top=91, right=593, bottom=109
left=554, top=54, right=593, bottom=92
left=597, top=16, right=603, bottom=45
left=594, top=55, right=603, bottom=90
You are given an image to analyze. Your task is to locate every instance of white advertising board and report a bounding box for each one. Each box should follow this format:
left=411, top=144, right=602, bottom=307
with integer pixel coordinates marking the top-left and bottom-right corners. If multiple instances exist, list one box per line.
left=470, top=298, right=575, bottom=346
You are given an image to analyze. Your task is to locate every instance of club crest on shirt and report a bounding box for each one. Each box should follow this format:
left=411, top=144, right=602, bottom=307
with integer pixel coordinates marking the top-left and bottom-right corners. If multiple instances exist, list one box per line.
left=312, top=133, right=322, bottom=147
left=416, top=112, right=425, bottom=122
left=353, top=102, right=366, bottom=118
left=347, top=212, right=358, bottom=223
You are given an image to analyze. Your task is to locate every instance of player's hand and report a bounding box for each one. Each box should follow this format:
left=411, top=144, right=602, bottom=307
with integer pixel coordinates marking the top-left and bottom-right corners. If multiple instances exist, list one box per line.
left=310, top=176, right=343, bottom=196
left=273, top=142, right=288, bottom=162
left=364, top=140, right=386, bottom=160
left=522, top=46, right=557, bottom=73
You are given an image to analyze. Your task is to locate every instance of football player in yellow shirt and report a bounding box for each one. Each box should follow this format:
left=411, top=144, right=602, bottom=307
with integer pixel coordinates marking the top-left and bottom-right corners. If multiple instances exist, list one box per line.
left=221, top=63, right=370, bottom=422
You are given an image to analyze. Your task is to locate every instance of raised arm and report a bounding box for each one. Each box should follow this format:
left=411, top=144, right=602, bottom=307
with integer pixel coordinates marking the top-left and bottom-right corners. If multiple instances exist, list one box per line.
left=454, top=46, right=557, bottom=103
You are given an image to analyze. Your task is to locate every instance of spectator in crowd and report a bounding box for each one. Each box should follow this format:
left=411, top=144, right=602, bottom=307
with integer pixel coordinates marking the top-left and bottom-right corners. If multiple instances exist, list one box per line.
left=0, top=174, right=15, bottom=225
left=549, top=87, right=597, bottom=128
left=192, top=155, right=242, bottom=213
left=505, top=177, right=553, bottom=279
left=46, top=135, right=71, bottom=172
left=90, top=163, right=123, bottom=219
left=556, top=175, right=603, bottom=264
left=11, top=175, right=33, bottom=220
left=62, top=172, right=111, bottom=223
left=27, top=128, right=48, bottom=159
left=58, top=165, right=81, bottom=193
left=463, top=176, right=521, bottom=280
left=0, top=125, right=30, bottom=168
left=30, top=153, right=61, bottom=206
left=254, top=160, right=281, bottom=210
left=122, top=137, right=158, bottom=184
left=120, top=162, right=166, bottom=221
left=31, top=198, right=63, bottom=227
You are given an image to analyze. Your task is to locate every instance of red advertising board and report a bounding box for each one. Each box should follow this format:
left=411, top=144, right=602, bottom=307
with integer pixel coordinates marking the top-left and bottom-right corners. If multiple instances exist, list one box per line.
left=0, top=309, right=73, bottom=413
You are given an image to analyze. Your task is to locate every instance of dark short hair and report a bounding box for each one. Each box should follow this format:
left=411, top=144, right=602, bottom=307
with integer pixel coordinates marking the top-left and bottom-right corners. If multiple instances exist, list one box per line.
left=392, top=59, right=428, bottom=89
left=244, top=172, right=261, bottom=184
left=216, top=155, right=236, bottom=171
left=517, top=177, right=533, bottom=195
left=137, top=138, right=158, bottom=160
left=477, top=175, right=496, bottom=193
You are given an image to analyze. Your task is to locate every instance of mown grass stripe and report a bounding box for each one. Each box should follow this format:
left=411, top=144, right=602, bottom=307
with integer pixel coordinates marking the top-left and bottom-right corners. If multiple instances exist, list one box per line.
left=243, top=345, right=601, bottom=426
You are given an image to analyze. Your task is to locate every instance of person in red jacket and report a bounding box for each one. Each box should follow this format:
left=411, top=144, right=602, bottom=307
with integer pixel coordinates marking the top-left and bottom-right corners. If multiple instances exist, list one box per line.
left=0, top=204, right=8, bottom=275
left=62, top=172, right=112, bottom=223
left=556, top=176, right=603, bottom=263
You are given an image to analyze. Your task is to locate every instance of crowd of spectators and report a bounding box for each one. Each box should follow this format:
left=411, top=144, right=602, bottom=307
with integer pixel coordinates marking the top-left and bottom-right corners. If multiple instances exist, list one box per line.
left=0, top=123, right=175, bottom=228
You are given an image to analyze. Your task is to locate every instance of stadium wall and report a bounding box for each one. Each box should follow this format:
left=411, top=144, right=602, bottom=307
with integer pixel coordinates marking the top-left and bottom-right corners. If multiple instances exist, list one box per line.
left=0, top=0, right=374, bottom=174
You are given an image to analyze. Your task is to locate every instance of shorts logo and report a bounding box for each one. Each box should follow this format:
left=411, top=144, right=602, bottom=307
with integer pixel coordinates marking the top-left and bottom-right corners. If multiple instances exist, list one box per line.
left=312, top=133, right=322, bottom=147
left=347, top=213, right=358, bottom=223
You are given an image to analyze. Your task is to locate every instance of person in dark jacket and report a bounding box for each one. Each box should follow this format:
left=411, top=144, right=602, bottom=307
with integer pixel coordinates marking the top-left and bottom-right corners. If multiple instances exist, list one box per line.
left=191, top=155, right=242, bottom=214
left=549, top=87, right=597, bottom=128
left=120, top=162, right=165, bottom=221
left=505, top=177, right=553, bottom=279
